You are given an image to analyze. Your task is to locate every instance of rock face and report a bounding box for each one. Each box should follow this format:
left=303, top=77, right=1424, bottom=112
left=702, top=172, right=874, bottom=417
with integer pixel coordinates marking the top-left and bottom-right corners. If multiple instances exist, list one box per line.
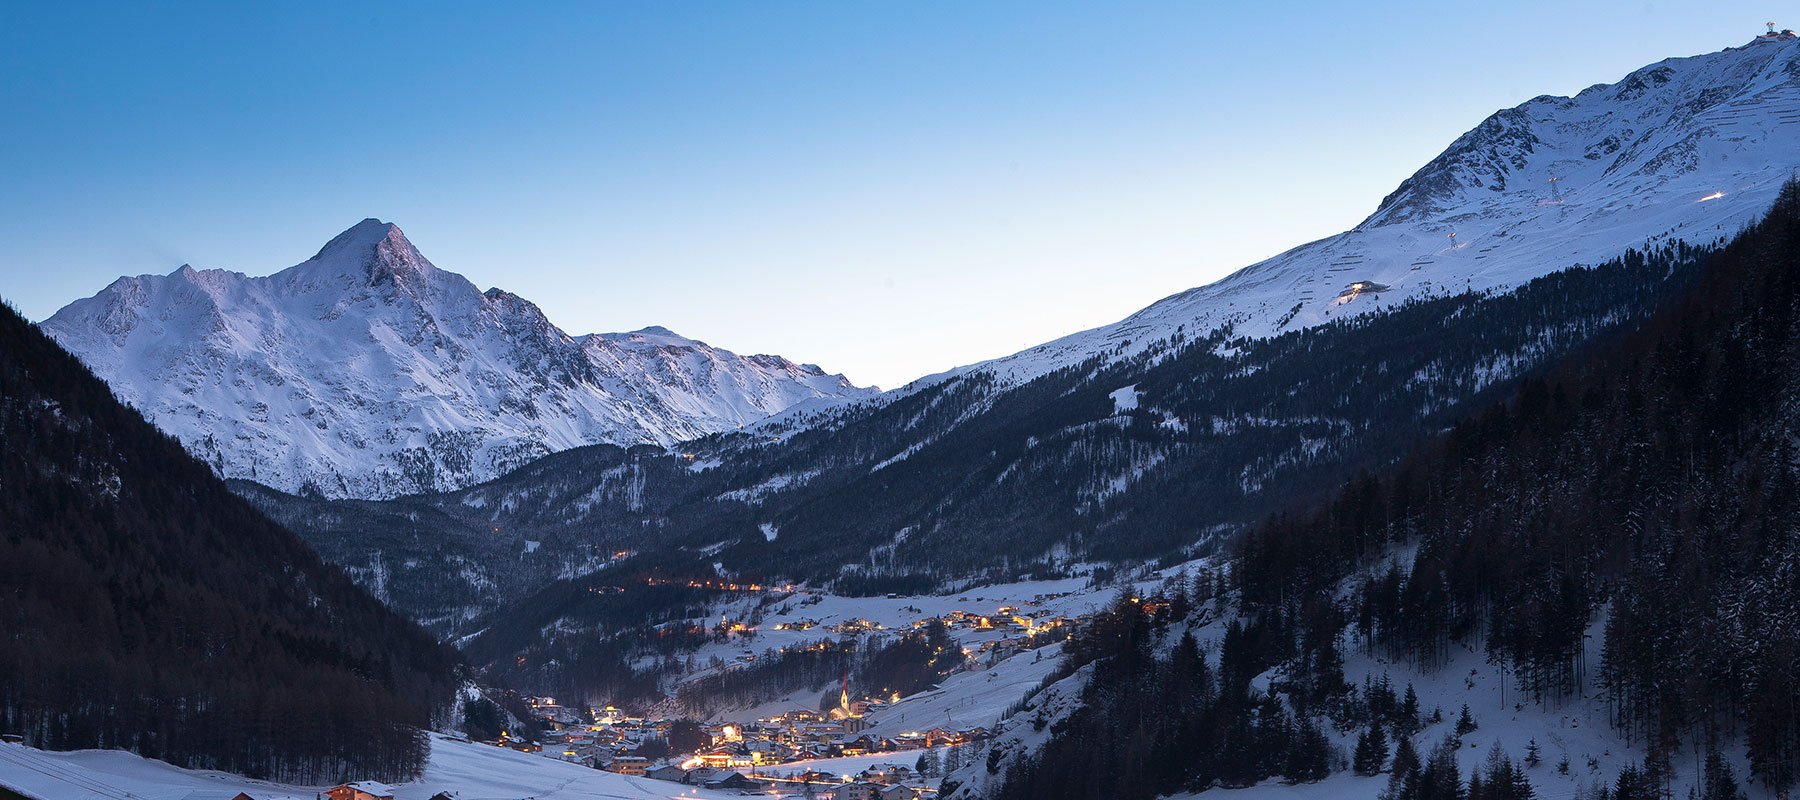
left=42, top=219, right=875, bottom=498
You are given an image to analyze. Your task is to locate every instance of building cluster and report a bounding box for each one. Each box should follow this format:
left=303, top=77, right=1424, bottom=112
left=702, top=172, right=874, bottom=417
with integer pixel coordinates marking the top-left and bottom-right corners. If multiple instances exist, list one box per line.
left=458, top=596, right=1088, bottom=794
left=473, top=690, right=992, bottom=797
left=926, top=606, right=1077, bottom=666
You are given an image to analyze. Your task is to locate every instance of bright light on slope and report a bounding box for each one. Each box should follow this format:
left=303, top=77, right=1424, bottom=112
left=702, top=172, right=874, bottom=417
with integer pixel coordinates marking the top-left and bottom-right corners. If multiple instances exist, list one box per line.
left=1698, top=191, right=1726, bottom=202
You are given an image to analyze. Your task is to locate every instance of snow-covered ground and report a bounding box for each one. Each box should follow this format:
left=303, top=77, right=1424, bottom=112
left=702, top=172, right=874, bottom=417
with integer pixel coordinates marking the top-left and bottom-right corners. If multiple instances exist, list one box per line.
left=0, top=734, right=750, bottom=800
left=860, top=645, right=1069, bottom=739
left=1312, top=620, right=1658, bottom=800
left=754, top=751, right=928, bottom=782
left=952, top=585, right=1752, bottom=799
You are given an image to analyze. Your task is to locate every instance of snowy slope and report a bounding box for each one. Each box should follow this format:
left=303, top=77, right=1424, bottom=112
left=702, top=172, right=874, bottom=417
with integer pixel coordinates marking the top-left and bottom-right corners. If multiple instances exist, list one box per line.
left=948, top=606, right=1714, bottom=800
left=658, top=574, right=1166, bottom=724
left=915, top=36, right=1800, bottom=391
left=41, top=219, right=875, bottom=498
left=0, top=734, right=746, bottom=800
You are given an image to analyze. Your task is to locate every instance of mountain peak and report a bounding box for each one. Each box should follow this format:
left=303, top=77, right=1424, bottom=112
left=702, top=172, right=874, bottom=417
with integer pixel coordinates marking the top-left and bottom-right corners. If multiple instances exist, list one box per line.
left=1364, top=36, right=1797, bottom=227
left=304, top=218, right=434, bottom=289
left=42, top=218, right=878, bottom=498
left=313, top=218, right=401, bottom=259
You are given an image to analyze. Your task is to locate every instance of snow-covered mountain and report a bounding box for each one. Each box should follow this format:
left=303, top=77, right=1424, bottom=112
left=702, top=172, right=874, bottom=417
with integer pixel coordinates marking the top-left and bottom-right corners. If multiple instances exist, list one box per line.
left=912, top=34, right=1800, bottom=391
left=248, top=35, right=1800, bottom=630
left=42, top=219, right=875, bottom=498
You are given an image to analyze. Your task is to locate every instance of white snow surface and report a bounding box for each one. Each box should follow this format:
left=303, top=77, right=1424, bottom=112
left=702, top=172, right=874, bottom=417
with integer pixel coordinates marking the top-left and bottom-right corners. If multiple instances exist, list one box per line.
left=0, top=734, right=744, bottom=800
left=908, top=38, right=1800, bottom=394
left=861, top=644, right=1071, bottom=739
left=1108, top=385, right=1140, bottom=414
left=41, top=219, right=876, bottom=498
left=755, top=751, right=929, bottom=781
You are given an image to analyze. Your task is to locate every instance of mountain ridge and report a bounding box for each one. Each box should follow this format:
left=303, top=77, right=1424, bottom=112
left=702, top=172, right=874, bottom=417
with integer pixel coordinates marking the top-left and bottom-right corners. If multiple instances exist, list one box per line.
left=238, top=36, right=1800, bottom=636
left=881, top=36, right=1800, bottom=396
left=42, top=219, right=877, bottom=498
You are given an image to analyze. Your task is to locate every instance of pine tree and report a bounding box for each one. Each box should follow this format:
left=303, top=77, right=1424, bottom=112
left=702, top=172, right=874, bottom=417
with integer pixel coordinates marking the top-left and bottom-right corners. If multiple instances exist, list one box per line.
left=1701, top=748, right=1745, bottom=800
left=916, top=747, right=940, bottom=778
left=1478, top=745, right=1534, bottom=800
left=1455, top=704, right=1478, bottom=737
left=1254, top=694, right=1295, bottom=780
left=1399, top=684, right=1422, bottom=734
left=1508, top=762, right=1536, bottom=800
left=1286, top=716, right=1332, bottom=783
left=1524, top=739, right=1541, bottom=769
left=1612, top=765, right=1653, bottom=800
left=1384, top=735, right=1423, bottom=800
left=1356, top=725, right=1391, bottom=775
left=1420, top=736, right=1466, bottom=800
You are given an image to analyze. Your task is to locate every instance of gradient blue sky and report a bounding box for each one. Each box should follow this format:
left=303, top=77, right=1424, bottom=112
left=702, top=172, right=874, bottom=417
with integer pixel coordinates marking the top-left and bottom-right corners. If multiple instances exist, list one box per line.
left=0, top=2, right=1782, bottom=388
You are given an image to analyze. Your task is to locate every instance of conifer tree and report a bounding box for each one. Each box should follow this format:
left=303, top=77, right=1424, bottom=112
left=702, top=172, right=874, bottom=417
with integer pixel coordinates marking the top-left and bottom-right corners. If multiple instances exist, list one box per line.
left=1455, top=704, right=1478, bottom=737
left=1400, top=684, right=1422, bottom=734
left=916, top=747, right=940, bottom=778
left=1356, top=725, right=1391, bottom=775
left=1286, top=716, right=1332, bottom=783
left=944, top=743, right=964, bottom=774
left=1384, top=735, right=1423, bottom=800
left=1420, top=736, right=1466, bottom=800
left=1701, top=748, right=1745, bottom=800
left=1611, top=765, right=1653, bottom=800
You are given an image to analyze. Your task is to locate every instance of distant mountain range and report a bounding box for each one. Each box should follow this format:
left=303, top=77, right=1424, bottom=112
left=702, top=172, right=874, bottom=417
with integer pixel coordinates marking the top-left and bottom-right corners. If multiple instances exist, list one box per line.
left=43, top=40, right=1799, bottom=506
left=41, top=219, right=875, bottom=498
left=240, top=37, right=1800, bottom=644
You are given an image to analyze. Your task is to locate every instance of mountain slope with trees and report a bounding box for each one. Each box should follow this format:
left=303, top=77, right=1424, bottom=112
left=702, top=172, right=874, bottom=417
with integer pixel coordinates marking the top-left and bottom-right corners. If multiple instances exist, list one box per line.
left=971, top=180, right=1800, bottom=800
left=0, top=301, right=460, bottom=783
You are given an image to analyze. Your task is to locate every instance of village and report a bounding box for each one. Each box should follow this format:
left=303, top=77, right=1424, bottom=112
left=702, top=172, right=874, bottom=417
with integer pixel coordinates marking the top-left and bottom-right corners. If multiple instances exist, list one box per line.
left=470, top=594, right=1096, bottom=798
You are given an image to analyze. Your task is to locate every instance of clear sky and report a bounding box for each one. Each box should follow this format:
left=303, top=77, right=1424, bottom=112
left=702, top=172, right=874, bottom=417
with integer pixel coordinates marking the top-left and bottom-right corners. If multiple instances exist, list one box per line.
left=0, top=2, right=1783, bottom=388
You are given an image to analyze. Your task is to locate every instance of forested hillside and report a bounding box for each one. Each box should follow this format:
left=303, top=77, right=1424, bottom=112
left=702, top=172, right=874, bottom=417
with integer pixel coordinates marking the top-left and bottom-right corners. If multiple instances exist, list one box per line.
left=0, top=301, right=460, bottom=783
left=1235, top=178, right=1800, bottom=789
left=253, top=232, right=1718, bottom=640
left=978, top=181, right=1800, bottom=799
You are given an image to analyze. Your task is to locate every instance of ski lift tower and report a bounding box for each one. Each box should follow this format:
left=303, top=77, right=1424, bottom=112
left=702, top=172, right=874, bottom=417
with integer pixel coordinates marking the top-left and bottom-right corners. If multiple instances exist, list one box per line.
left=1547, top=175, right=1563, bottom=202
